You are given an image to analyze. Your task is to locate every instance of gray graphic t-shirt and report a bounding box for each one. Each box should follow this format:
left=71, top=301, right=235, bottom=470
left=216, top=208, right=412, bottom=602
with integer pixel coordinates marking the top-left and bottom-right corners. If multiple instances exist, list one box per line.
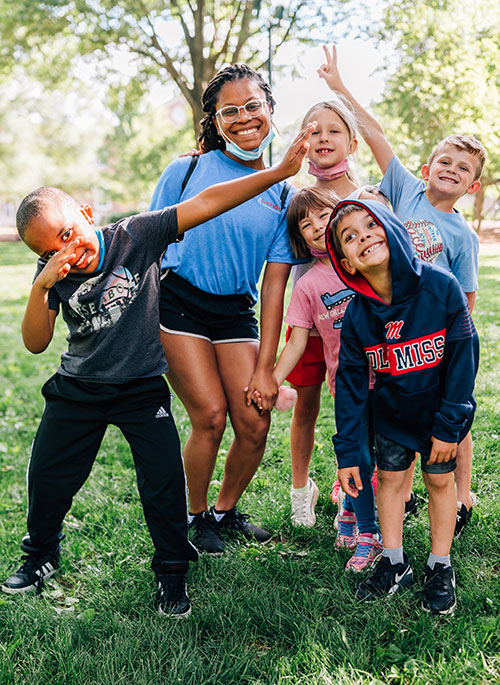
left=36, top=207, right=178, bottom=382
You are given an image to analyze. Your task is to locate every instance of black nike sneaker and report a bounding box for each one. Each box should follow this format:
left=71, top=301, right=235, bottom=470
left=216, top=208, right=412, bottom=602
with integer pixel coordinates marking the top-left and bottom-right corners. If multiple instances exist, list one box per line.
left=422, top=563, right=456, bottom=615
left=356, top=553, right=414, bottom=600
left=189, top=510, right=224, bottom=555
left=404, top=491, right=419, bottom=520
left=211, top=506, right=271, bottom=543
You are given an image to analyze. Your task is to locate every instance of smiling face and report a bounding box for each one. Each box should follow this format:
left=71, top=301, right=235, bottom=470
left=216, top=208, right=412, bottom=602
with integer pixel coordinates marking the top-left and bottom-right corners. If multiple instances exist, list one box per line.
left=307, top=108, right=357, bottom=168
left=25, top=202, right=100, bottom=274
left=336, top=209, right=390, bottom=276
left=298, top=206, right=332, bottom=252
left=422, top=144, right=481, bottom=200
left=214, top=78, right=271, bottom=159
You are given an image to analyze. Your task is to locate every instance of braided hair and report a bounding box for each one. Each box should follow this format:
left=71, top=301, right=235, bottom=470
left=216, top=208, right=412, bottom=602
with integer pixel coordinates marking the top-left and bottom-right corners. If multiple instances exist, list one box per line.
left=198, top=64, right=275, bottom=153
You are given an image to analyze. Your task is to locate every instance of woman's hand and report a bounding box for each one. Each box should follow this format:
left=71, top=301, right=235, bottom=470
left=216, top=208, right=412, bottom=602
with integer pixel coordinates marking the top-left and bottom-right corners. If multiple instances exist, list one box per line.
left=317, top=44, right=345, bottom=92
left=245, top=368, right=278, bottom=414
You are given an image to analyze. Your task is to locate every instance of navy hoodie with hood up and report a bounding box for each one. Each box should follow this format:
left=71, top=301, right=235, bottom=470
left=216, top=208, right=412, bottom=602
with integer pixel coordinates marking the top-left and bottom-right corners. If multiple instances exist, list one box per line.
left=325, top=200, right=479, bottom=470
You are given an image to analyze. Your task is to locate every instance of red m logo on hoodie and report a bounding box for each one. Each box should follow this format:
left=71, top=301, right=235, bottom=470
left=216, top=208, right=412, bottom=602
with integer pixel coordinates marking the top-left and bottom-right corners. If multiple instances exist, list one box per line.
left=385, top=320, right=404, bottom=340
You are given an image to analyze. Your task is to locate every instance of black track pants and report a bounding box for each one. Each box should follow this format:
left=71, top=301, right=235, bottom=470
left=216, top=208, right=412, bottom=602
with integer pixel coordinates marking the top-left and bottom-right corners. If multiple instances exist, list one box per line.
left=25, top=374, right=198, bottom=571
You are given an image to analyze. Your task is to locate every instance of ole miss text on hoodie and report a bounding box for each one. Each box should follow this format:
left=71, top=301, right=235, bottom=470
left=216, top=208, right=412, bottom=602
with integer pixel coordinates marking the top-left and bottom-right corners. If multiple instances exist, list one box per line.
left=325, top=200, right=479, bottom=470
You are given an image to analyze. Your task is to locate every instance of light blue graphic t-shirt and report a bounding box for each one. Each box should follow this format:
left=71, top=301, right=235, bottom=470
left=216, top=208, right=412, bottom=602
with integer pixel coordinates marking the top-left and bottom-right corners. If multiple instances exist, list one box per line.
left=150, top=150, right=303, bottom=303
left=380, top=156, right=479, bottom=292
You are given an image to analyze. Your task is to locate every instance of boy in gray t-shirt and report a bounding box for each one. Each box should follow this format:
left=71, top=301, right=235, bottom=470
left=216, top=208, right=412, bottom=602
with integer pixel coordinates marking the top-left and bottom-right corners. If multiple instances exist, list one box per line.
left=1, top=123, right=313, bottom=616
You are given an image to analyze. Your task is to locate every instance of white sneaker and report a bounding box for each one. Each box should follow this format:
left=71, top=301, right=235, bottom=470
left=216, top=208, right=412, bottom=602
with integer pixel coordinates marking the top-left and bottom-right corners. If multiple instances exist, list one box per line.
left=291, top=478, right=319, bottom=527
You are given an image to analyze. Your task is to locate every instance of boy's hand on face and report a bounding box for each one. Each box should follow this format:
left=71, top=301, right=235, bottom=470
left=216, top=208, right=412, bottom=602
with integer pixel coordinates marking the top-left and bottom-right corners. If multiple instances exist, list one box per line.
left=317, top=44, right=345, bottom=92
left=35, top=237, right=83, bottom=289
left=277, top=122, right=315, bottom=177
left=337, top=466, right=363, bottom=498
left=428, top=436, right=458, bottom=465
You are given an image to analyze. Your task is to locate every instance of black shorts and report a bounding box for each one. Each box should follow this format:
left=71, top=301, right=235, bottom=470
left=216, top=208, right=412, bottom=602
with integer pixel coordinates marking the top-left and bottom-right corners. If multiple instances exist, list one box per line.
left=374, top=432, right=457, bottom=474
left=159, top=270, right=259, bottom=344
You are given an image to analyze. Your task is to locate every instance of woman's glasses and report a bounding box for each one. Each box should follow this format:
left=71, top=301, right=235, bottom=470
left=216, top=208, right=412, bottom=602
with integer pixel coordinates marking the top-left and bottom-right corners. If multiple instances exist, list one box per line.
left=215, top=99, right=268, bottom=124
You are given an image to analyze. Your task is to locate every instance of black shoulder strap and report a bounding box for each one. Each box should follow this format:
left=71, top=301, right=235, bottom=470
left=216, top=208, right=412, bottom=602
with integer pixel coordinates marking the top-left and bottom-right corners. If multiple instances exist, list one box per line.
left=280, top=182, right=292, bottom=210
left=180, top=155, right=200, bottom=197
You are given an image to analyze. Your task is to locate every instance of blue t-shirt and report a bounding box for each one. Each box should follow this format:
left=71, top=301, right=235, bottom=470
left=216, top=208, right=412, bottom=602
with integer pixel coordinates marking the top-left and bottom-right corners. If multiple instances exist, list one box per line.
left=380, top=156, right=479, bottom=292
left=150, top=150, right=301, bottom=303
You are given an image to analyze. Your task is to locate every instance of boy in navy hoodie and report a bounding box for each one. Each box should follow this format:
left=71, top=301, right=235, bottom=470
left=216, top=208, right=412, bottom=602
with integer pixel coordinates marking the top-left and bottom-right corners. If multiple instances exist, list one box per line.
left=325, top=199, right=479, bottom=615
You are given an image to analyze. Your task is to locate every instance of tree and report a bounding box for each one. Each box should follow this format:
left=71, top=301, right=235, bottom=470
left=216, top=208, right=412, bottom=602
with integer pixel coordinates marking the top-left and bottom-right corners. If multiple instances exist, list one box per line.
left=373, top=0, right=500, bottom=228
left=0, top=0, right=353, bottom=142
left=0, top=70, right=110, bottom=203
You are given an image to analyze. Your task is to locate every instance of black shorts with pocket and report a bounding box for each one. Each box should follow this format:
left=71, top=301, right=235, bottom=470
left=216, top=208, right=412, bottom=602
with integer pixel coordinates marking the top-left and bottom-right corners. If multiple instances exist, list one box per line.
left=374, top=432, right=457, bottom=474
left=159, top=270, right=259, bottom=344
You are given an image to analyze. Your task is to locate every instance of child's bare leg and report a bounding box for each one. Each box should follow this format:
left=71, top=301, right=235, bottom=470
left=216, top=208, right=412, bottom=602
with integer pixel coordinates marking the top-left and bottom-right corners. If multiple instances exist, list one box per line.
left=423, top=471, right=456, bottom=555
left=455, top=431, right=473, bottom=509
left=376, top=468, right=407, bottom=548
left=290, top=383, right=322, bottom=488
left=402, top=460, right=416, bottom=502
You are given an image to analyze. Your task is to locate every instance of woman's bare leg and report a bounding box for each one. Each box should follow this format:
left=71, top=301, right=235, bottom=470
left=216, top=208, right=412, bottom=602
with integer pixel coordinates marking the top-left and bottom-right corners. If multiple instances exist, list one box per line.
left=161, top=331, right=228, bottom=514
left=215, top=341, right=271, bottom=511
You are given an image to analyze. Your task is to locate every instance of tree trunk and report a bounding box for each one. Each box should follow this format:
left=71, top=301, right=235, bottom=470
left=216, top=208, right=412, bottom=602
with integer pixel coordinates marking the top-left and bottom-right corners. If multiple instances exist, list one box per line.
left=473, top=183, right=485, bottom=233
left=190, top=98, right=205, bottom=145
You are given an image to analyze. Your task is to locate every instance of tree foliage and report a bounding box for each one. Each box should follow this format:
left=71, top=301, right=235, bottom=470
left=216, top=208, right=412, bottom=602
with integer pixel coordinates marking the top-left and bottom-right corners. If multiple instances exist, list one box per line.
left=0, top=0, right=353, bottom=140
left=0, top=70, right=109, bottom=203
left=373, top=0, right=500, bottom=227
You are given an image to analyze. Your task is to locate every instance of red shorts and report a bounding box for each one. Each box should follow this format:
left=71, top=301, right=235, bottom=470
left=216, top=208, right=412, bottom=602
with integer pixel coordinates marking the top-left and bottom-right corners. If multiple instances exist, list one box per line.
left=285, top=326, right=326, bottom=387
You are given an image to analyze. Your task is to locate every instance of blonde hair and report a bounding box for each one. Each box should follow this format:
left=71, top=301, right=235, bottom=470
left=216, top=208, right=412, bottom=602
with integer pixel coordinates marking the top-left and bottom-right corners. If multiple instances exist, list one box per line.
left=302, top=97, right=359, bottom=184
left=427, top=135, right=486, bottom=181
left=287, top=186, right=340, bottom=258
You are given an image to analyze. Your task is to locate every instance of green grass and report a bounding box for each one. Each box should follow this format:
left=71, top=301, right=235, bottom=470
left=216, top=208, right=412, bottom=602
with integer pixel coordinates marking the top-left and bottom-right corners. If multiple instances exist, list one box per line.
left=1, top=242, right=500, bottom=684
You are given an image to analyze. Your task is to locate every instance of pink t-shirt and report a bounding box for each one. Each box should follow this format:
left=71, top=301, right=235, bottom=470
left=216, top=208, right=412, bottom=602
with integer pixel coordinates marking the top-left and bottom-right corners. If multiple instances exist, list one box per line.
left=285, top=261, right=356, bottom=394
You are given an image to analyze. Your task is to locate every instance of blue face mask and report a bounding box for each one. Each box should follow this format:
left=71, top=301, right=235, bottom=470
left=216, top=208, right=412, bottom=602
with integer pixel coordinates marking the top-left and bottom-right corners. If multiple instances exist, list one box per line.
left=218, top=125, right=275, bottom=162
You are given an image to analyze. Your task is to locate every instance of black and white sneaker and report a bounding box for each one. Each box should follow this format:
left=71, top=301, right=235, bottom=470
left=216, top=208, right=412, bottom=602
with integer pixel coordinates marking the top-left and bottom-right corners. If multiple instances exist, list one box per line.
left=189, top=510, right=224, bottom=555
left=155, top=570, right=191, bottom=618
left=404, top=492, right=419, bottom=520
left=422, top=563, right=456, bottom=615
left=211, top=506, right=271, bottom=543
left=454, top=502, right=472, bottom=538
left=1, top=552, right=59, bottom=595
left=356, top=553, right=414, bottom=600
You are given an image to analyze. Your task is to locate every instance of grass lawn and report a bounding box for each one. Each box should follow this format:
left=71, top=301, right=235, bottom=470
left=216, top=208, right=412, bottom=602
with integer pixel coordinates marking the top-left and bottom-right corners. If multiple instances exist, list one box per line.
left=1, top=240, right=499, bottom=684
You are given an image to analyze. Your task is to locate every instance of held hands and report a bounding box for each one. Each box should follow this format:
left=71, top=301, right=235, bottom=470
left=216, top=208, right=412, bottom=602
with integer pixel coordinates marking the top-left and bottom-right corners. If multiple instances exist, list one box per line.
left=276, top=122, right=316, bottom=177
left=35, top=237, right=83, bottom=289
left=337, top=466, right=363, bottom=498
left=427, top=437, right=458, bottom=465
left=244, top=369, right=279, bottom=414
left=317, top=44, right=344, bottom=92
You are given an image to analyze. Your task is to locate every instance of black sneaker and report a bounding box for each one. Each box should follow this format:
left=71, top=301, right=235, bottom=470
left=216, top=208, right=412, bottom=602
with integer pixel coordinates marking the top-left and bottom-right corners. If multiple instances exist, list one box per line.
left=356, top=553, right=414, bottom=600
left=454, top=502, right=472, bottom=538
left=155, top=570, right=191, bottom=618
left=211, top=506, right=271, bottom=543
left=422, top=563, right=456, bottom=615
left=189, top=510, right=224, bottom=555
left=1, top=552, right=59, bottom=595
left=404, top=491, right=419, bottom=520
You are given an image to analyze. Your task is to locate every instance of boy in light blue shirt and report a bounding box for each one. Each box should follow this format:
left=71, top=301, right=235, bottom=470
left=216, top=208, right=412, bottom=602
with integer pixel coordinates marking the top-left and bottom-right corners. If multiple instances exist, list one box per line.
left=317, top=43, right=486, bottom=537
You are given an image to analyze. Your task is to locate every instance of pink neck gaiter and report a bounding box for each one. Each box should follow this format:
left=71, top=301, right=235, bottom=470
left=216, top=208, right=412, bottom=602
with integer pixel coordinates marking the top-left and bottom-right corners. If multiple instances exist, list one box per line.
left=308, top=158, right=350, bottom=180
left=310, top=247, right=329, bottom=258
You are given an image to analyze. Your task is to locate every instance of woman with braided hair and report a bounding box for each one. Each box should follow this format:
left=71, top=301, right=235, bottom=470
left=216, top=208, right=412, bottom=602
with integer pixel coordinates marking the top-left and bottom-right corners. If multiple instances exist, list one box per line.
left=150, top=64, right=303, bottom=554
